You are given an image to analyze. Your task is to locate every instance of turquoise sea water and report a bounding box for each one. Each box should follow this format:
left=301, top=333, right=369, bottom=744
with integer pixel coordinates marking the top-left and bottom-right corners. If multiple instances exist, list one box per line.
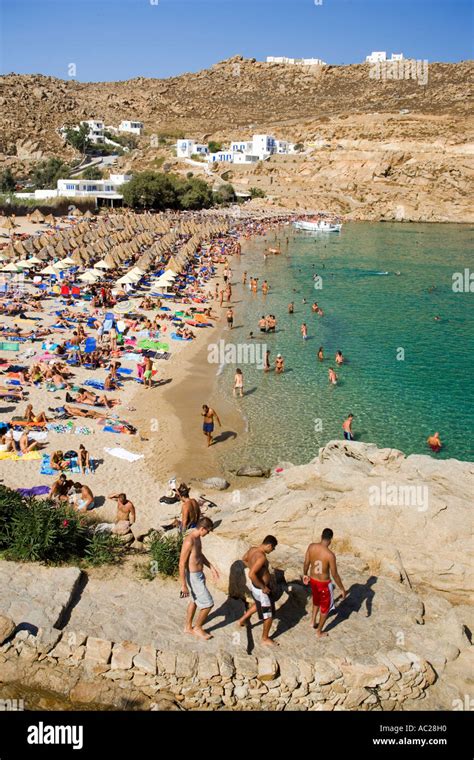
left=217, top=222, right=474, bottom=470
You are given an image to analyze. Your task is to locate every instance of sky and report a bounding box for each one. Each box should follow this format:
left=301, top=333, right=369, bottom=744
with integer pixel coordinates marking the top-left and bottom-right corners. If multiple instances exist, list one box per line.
left=0, top=0, right=472, bottom=82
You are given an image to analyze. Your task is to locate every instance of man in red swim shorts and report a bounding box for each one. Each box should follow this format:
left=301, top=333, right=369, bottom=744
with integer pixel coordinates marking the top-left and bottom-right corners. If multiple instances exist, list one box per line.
left=303, top=528, right=346, bottom=638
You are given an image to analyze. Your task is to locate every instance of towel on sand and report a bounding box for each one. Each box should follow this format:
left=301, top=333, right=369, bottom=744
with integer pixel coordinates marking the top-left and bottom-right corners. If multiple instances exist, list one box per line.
left=0, top=450, right=41, bottom=462
left=12, top=430, right=48, bottom=443
left=17, top=485, right=50, bottom=497
left=104, top=447, right=143, bottom=462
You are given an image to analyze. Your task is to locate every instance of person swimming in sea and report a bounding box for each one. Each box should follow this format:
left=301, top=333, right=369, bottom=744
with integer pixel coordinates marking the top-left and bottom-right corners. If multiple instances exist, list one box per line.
left=328, top=367, right=338, bottom=385
left=318, top=347, right=324, bottom=362
left=427, top=432, right=442, bottom=452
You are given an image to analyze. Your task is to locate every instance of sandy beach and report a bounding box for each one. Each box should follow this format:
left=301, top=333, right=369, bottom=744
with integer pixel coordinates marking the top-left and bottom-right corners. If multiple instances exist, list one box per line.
left=0, top=209, right=293, bottom=521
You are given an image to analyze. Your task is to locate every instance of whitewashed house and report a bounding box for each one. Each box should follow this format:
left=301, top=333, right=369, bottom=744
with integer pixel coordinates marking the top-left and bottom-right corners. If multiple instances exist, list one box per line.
left=15, top=174, right=132, bottom=208
left=230, top=141, right=253, bottom=154
left=232, top=153, right=259, bottom=164
left=366, top=52, right=387, bottom=63
left=81, top=120, right=105, bottom=143
left=365, top=51, right=405, bottom=62
left=176, top=139, right=209, bottom=158
left=251, top=134, right=276, bottom=160
left=208, top=150, right=234, bottom=163
left=118, top=120, right=144, bottom=135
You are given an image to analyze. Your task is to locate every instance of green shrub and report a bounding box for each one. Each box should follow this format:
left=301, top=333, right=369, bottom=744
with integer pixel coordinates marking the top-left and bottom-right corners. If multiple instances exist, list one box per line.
left=149, top=532, right=183, bottom=577
left=208, top=140, right=222, bottom=154
left=0, top=485, right=25, bottom=549
left=249, top=186, right=266, bottom=198
left=5, top=499, right=88, bottom=564
left=83, top=532, right=123, bottom=567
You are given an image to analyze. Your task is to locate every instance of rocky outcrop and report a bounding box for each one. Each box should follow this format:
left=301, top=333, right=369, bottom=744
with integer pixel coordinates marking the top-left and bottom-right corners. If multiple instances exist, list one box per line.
left=0, top=562, right=82, bottom=630
left=217, top=441, right=473, bottom=598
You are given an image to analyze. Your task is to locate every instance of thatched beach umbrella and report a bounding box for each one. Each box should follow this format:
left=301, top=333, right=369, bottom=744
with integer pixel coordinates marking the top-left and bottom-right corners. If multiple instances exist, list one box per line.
left=1, top=216, right=17, bottom=231
left=44, top=214, right=56, bottom=225
left=30, top=209, right=46, bottom=224
left=71, top=207, right=83, bottom=218
left=13, top=240, right=27, bottom=257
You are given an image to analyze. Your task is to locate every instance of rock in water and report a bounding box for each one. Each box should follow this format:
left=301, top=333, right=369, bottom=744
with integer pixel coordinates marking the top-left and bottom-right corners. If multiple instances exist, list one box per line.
left=200, top=477, right=229, bottom=490
left=236, top=466, right=271, bottom=478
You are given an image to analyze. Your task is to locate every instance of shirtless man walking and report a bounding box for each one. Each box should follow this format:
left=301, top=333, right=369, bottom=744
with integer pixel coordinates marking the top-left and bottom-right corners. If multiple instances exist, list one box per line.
left=303, top=528, right=346, bottom=638
left=179, top=517, right=219, bottom=640
left=201, top=404, right=221, bottom=447
left=238, top=535, right=279, bottom=647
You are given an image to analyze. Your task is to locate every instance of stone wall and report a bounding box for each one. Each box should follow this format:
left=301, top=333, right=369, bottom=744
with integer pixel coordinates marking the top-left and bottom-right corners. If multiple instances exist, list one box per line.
left=0, top=616, right=436, bottom=711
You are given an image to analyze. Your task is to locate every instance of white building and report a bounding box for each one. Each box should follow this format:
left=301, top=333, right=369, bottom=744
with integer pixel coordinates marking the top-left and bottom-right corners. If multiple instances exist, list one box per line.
left=176, top=139, right=209, bottom=158
left=230, top=141, right=253, bottom=154
left=232, top=153, right=259, bottom=165
left=251, top=134, right=276, bottom=160
left=266, top=56, right=326, bottom=66
left=14, top=174, right=132, bottom=208
left=208, top=150, right=234, bottom=163
left=207, top=134, right=295, bottom=164
left=365, top=51, right=405, bottom=62
left=81, top=120, right=105, bottom=143
left=118, top=120, right=144, bottom=135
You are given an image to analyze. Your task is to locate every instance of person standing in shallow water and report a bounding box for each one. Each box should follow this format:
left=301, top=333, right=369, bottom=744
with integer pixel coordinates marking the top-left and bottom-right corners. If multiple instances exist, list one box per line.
left=201, top=404, right=221, bottom=447
left=233, top=368, right=244, bottom=397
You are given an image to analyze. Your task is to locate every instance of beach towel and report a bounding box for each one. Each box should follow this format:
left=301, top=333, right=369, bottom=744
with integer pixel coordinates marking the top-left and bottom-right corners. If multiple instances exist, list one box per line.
left=84, top=379, right=106, bottom=390
left=17, top=485, right=50, bottom=497
left=0, top=450, right=41, bottom=462
left=40, top=453, right=80, bottom=475
left=171, top=333, right=192, bottom=341
left=121, top=352, right=142, bottom=362
left=74, top=425, right=93, bottom=435
left=104, top=447, right=143, bottom=462
left=0, top=342, right=20, bottom=351
left=12, top=430, right=48, bottom=443
left=47, top=421, right=74, bottom=434
left=138, top=339, right=169, bottom=352
left=116, top=367, right=133, bottom=375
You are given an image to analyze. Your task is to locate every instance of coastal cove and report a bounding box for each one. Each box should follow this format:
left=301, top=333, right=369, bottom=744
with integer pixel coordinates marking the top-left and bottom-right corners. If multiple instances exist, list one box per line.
left=209, top=222, right=474, bottom=474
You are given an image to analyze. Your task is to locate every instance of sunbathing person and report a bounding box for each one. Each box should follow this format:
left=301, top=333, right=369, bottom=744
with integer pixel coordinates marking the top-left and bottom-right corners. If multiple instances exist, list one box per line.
left=24, top=404, right=48, bottom=424
left=0, top=432, right=14, bottom=453
left=18, top=431, right=40, bottom=454
left=67, top=389, right=115, bottom=409
left=64, top=403, right=105, bottom=419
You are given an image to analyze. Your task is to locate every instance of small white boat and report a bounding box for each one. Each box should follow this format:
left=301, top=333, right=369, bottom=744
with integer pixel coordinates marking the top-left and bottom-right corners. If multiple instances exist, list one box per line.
left=293, top=219, right=342, bottom=233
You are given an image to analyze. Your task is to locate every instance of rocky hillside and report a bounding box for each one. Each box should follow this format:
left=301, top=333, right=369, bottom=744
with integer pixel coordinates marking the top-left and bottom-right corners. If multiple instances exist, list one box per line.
left=1, top=58, right=473, bottom=221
